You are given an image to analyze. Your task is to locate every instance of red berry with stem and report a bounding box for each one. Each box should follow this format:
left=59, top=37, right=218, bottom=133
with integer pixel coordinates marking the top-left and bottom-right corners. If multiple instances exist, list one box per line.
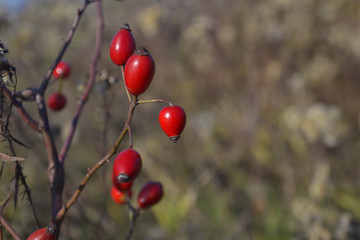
left=110, top=185, right=132, bottom=205
left=52, top=61, right=71, bottom=79
left=124, top=47, right=155, bottom=96
left=47, top=93, right=66, bottom=111
left=113, top=149, right=142, bottom=183
left=109, top=23, right=136, bottom=66
left=159, top=105, right=186, bottom=142
left=27, top=225, right=57, bottom=240
left=137, top=181, right=164, bottom=209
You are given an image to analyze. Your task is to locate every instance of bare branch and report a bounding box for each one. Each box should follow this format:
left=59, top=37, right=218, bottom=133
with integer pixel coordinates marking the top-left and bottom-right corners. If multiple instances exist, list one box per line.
left=56, top=96, right=138, bottom=222
left=59, top=0, right=104, bottom=164
left=0, top=217, right=22, bottom=240
left=2, top=87, right=40, bottom=133
left=38, top=0, right=94, bottom=94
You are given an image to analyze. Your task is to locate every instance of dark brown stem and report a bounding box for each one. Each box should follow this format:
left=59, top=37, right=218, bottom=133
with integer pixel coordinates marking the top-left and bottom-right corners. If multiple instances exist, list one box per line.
left=14, top=88, right=37, bottom=101
left=59, top=0, right=104, bottom=164
left=35, top=93, right=64, bottom=224
left=55, top=96, right=138, bottom=222
left=0, top=217, right=22, bottom=240
left=125, top=196, right=140, bottom=240
left=38, top=0, right=93, bottom=94
left=126, top=211, right=139, bottom=240
left=34, top=0, right=96, bottom=231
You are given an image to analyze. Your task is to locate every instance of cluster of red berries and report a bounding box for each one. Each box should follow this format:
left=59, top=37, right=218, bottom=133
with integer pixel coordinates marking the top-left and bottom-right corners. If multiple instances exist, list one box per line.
left=47, top=61, right=71, bottom=111
left=111, top=149, right=163, bottom=208
left=109, top=23, right=187, bottom=141
left=108, top=24, right=186, bottom=209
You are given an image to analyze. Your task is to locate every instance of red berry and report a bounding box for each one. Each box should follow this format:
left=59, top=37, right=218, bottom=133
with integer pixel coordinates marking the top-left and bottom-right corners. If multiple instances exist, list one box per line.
left=52, top=61, right=71, bottom=79
left=137, top=181, right=163, bottom=209
left=110, top=185, right=132, bottom=205
left=113, top=149, right=142, bottom=183
left=47, top=93, right=66, bottom=111
left=112, top=176, right=133, bottom=191
left=27, top=225, right=56, bottom=240
left=109, top=24, right=136, bottom=66
left=124, top=47, right=155, bottom=95
left=159, top=105, right=186, bottom=142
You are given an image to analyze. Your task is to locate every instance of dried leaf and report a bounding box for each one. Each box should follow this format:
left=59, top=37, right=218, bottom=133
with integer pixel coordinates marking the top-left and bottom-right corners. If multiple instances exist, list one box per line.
left=0, top=153, right=25, bottom=162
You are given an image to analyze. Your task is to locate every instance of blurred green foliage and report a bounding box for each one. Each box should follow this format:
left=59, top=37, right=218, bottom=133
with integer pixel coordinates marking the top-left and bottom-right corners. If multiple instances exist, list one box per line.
left=1, top=0, right=360, bottom=239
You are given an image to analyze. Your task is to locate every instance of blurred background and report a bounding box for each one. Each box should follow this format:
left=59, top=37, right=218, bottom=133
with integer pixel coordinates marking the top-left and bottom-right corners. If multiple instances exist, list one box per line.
left=1, top=0, right=360, bottom=239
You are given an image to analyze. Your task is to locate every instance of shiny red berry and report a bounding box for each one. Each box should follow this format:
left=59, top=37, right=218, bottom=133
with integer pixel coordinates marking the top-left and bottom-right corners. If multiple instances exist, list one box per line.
left=110, top=185, right=132, bottom=205
left=124, top=47, right=155, bottom=95
left=159, top=105, right=186, bottom=142
left=27, top=225, right=56, bottom=240
left=137, top=181, right=163, bottom=209
left=113, top=149, right=142, bottom=183
left=112, top=176, right=133, bottom=191
left=109, top=24, right=136, bottom=66
left=52, top=61, right=71, bottom=79
left=47, top=93, right=66, bottom=111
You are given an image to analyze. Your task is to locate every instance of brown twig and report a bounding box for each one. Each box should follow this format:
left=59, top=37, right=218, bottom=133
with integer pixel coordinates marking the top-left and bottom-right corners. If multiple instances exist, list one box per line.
left=0, top=217, right=22, bottom=240
left=120, top=65, right=132, bottom=102
left=59, top=0, right=104, bottom=164
left=38, top=0, right=93, bottom=94
left=56, top=96, right=138, bottom=222
left=136, top=98, right=172, bottom=106
left=128, top=126, right=133, bottom=149
left=2, top=87, right=40, bottom=133
left=0, top=191, right=22, bottom=240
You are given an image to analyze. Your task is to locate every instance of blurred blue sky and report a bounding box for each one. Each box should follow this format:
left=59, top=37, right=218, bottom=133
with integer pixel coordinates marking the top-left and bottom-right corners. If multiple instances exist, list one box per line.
left=0, top=0, right=27, bottom=12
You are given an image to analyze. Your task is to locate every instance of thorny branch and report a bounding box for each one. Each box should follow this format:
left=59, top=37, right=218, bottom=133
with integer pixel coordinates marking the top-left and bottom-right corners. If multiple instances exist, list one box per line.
left=0, top=41, right=39, bottom=236
left=1, top=0, right=98, bottom=235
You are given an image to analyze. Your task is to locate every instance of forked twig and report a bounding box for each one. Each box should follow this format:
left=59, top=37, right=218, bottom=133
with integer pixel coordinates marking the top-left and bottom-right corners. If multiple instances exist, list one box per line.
left=59, top=0, right=104, bottom=164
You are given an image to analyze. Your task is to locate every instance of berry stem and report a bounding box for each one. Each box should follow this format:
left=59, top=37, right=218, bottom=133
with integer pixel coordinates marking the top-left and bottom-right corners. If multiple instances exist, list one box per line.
left=128, top=125, right=133, bottom=149
left=121, top=65, right=132, bottom=102
left=57, top=78, right=64, bottom=93
left=125, top=194, right=140, bottom=240
left=136, top=98, right=173, bottom=106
